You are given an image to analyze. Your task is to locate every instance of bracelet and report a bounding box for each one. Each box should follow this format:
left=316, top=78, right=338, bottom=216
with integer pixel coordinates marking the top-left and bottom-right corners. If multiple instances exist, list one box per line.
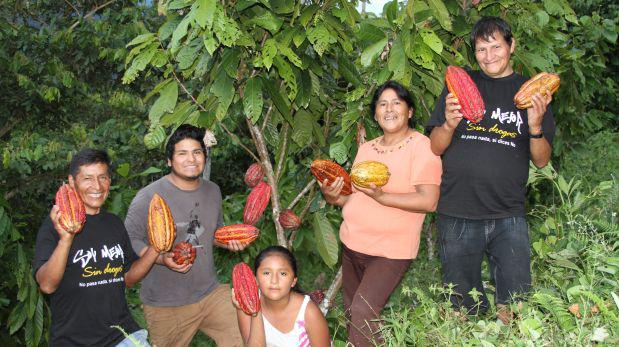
left=529, top=131, right=543, bottom=139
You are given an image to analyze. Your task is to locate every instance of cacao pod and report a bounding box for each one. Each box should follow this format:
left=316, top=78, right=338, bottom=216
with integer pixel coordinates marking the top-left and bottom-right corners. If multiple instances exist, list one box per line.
left=232, top=262, right=261, bottom=316
left=350, top=161, right=391, bottom=188
left=148, top=193, right=176, bottom=253
left=243, top=181, right=271, bottom=225
left=55, top=183, right=86, bottom=234
left=172, top=241, right=196, bottom=265
left=445, top=65, right=485, bottom=123
left=308, top=289, right=325, bottom=305
left=214, top=224, right=259, bottom=245
left=278, top=209, right=301, bottom=230
left=244, top=163, right=264, bottom=188
left=513, top=72, right=560, bottom=109
left=310, top=159, right=352, bottom=195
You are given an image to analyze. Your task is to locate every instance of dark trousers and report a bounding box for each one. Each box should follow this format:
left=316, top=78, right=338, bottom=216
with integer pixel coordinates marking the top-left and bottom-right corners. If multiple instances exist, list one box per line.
left=342, top=244, right=411, bottom=347
left=438, top=214, right=531, bottom=314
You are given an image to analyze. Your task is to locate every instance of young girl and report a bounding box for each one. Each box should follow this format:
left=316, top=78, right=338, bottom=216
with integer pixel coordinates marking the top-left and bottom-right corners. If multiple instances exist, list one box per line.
left=233, top=246, right=331, bottom=347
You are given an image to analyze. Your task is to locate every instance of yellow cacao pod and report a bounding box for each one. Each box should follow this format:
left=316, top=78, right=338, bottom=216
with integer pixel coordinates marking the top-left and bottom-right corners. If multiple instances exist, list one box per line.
left=148, top=193, right=176, bottom=253
left=351, top=161, right=390, bottom=188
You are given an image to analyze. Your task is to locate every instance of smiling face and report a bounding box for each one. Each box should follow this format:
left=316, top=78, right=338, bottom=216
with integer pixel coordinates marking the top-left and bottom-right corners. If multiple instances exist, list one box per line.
left=68, top=163, right=110, bottom=215
left=167, top=138, right=206, bottom=182
left=374, top=88, right=413, bottom=135
left=474, top=32, right=515, bottom=78
left=256, top=254, right=297, bottom=302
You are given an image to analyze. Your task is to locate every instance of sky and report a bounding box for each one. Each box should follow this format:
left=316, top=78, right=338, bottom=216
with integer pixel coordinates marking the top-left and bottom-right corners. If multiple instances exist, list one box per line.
left=357, top=0, right=391, bottom=15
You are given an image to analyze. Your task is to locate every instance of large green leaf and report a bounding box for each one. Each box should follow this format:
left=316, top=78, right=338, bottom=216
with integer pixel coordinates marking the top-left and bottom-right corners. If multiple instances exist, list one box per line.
left=262, top=39, right=278, bottom=70
left=149, top=82, right=179, bottom=123
left=388, top=37, right=407, bottom=81
left=211, top=68, right=235, bottom=120
left=262, top=77, right=292, bottom=124
left=291, top=109, right=313, bottom=147
left=249, top=10, right=284, bottom=34
left=144, top=125, right=167, bottom=149
left=426, top=0, right=452, bottom=32
left=360, top=37, right=387, bottom=67
left=420, top=29, right=443, bottom=54
left=244, top=77, right=264, bottom=124
left=273, top=55, right=298, bottom=100
left=170, top=13, right=192, bottom=53
left=294, top=69, right=311, bottom=108
left=213, top=10, right=241, bottom=46
left=307, top=23, right=337, bottom=56
left=337, top=54, right=362, bottom=86
left=194, top=0, right=217, bottom=30
left=312, top=212, right=339, bottom=267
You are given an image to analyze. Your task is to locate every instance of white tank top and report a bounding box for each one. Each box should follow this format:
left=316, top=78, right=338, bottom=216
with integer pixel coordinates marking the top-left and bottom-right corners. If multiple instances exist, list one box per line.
left=263, top=295, right=311, bottom=347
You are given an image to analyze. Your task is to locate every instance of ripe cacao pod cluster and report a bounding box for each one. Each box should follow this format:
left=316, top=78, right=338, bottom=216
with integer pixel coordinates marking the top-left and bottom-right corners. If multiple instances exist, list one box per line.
left=232, top=262, right=261, bottom=316
left=310, top=159, right=352, bottom=195
left=172, top=241, right=196, bottom=265
left=308, top=289, right=325, bottom=305
left=55, top=183, right=86, bottom=234
left=445, top=65, right=485, bottom=123
left=148, top=193, right=176, bottom=253
left=278, top=209, right=301, bottom=230
left=350, top=161, right=391, bottom=188
left=243, top=181, right=271, bottom=225
left=244, top=163, right=264, bottom=188
left=514, top=72, right=560, bottom=109
left=214, top=224, right=259, bottom=245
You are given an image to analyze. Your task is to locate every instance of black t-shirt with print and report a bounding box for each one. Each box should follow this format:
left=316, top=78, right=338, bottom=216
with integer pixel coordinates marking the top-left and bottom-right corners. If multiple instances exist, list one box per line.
left=33, top=211, right=140, bottom=346
left=426, top=70, right=555, bottom=219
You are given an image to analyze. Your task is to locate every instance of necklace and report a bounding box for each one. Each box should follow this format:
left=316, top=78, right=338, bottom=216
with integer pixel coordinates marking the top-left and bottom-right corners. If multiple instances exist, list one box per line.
left=370, top=132, right=415, bottom=154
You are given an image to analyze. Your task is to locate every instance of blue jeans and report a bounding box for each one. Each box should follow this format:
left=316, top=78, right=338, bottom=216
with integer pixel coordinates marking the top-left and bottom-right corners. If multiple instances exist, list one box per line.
left=438, top=214, right=531, bottom=314
left=116, top=329, right=150, bottom=347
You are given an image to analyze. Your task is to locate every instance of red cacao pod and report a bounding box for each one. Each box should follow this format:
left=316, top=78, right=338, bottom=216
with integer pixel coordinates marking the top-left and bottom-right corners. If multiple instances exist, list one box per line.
left=55, top=183, right=86, bottom=234
left=310, top=159, right=352, bottom=195
left=243, top=181, right=271, bottom=225
left=244, top=163, right=264, bottom=188
left=148, top=193, right=176, bottom=253
left=232, top=262, right=261, bottom=316
left=308, top=289, right=325, bottom=305
left=172, top=241, right=196, bottom=265
left=514, top=72, right=560, bottom=109
left=214, top=224, right=260, bottom=245
left=445, top=66, right=485, bottom=123
left=278, top=209, right=301, bottom=230
left=351, top=161, right=391, bottom=188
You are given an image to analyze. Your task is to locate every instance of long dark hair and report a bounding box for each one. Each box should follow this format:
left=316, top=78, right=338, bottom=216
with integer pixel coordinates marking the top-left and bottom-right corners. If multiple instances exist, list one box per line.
left=370, top=80, right=416, bottom=128
left=254, top=246, right=302, bottom=293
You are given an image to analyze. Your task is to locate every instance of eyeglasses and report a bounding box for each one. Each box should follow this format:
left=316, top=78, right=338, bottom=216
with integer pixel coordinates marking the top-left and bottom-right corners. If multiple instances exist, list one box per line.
left=174, top=149, right=205, bottom=158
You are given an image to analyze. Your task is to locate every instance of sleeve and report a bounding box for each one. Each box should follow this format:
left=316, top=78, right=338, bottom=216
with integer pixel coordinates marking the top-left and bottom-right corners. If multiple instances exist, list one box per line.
left=541, top=104, right=555, bottom=145
left=32, top=216, right=60, bottom=274
left=115, top=215, right=138, bottom=272
left=425, top=87, right=449, bottom=134
left=124, top=189, right=151, bottom=256
left=410, top=137, right=443, bottom=186
left=216, top=185, right=224, bottom=229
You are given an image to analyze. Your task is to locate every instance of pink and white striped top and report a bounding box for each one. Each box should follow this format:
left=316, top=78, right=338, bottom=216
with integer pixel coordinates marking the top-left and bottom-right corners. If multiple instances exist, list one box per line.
left=263, top=295, right=311, bottom=347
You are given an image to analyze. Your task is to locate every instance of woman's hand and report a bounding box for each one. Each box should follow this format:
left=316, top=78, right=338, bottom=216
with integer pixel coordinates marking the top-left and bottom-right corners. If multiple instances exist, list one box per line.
left=353, top=183, right=384, bottom=202
left=318, top=177, right=346, bottom=205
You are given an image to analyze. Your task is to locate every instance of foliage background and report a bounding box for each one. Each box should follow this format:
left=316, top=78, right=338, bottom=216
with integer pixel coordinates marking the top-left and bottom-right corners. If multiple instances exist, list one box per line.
left=1, top=0, right=617, bottom=345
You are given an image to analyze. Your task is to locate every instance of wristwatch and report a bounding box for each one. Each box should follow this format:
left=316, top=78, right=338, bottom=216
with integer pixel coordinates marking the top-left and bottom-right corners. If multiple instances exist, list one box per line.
left=529, top=131, right=543, bottom=139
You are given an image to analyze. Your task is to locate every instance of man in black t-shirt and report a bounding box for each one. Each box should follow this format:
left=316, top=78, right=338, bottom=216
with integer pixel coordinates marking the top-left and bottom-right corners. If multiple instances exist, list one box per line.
left=33, top=149, right=160, bottom=346
left=426, top=17, right=555, bottom=323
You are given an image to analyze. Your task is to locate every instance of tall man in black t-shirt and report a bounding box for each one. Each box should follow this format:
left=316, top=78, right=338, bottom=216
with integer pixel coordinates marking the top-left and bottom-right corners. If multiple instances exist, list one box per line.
left=33, top=149, right=160, bottom=346
left=426, top=17, right=555, bottom=323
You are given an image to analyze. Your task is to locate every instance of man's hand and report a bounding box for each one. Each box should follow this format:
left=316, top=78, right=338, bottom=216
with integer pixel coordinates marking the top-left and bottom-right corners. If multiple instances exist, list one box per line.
left=162, top=252, right=192, bottom=273
left=444, top=93, right=464, bottom=130
left=527, top=93, right=552, bottom=134
left=318, top=177, right=344, bottom=203
left=49, top=205, right=76, bottom=243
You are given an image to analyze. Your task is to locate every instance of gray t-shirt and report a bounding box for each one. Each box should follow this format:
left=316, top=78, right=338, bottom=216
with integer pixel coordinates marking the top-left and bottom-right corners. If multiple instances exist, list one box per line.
left=124, top=176, right=223, bottom=306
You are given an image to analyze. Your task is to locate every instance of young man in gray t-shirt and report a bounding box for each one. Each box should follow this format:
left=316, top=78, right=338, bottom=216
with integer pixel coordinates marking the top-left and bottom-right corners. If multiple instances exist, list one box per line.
left=125, top=125, right=248, bottom=347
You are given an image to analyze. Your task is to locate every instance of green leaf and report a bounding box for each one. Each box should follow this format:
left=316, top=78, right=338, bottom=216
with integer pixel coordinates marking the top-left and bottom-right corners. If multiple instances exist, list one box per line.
left=144, top=126, right=167, bottom=149
left=249, top=10, right=284, bottom=34
left=542, top=0, right=563, bottom=16
left=270, top=0, right=295, bottom=14
left=262, top=39, right=278, bottom=70
left=278, top=43, right=303, bottom=68
left=388, top=37, right=407, bottom=81
left=220, top=48, right=241, bottom=78
left=262, top=78, right=292, bottom=124
left=203, top=33, right=219, bottom=55
left=213, top=10, right=241, bottom=46
left=139, top=167, right=164, bottom=176
left=294, top=69, right=311, bottom=108
left=176, top=40, right=201, bottom=70
left=244, top=77, right=264, bottom=124
left=550, top=259, right=581, bottom=272
left=291, top=110, right=313, bottom=147
left=420, top=29, right=442, bottom=54
left=126, top=33, right=155, bottom=47
left=116, top=163, right=130, bottom=178
left=194, top=0, right=216, bottom=30
left=337, top=54, right=362, bottom=87
left=357, top=23, right=386, bottom=45
left=426, top=0, right=452, bottom=31
left=329, top=141, right=349, bottom=164
left=149, top=82, right=179, bottom=123
left=361, top=37, right=387, bottom=68
left=274, top=55, right=298, bottom=101
left=307, top=23, right=337, bottom=56
left=211, top=69, right=235, bottom=120
left=384, top=0, right=398, bottom=24
left=313, top=212, right=339, bottom=267
left=170, top=14, right=192, bottom=53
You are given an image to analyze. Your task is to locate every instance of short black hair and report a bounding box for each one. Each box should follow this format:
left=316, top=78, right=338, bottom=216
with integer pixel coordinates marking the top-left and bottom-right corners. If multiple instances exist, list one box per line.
left=370, top=80, right=416, bottom=128
left=470, top=16, right=513, bottom=50
left=69, top=149, right=110, bottom=177
left=165, top=124, right=206, bottom=160
left=254, top=245, right=302, bottom=293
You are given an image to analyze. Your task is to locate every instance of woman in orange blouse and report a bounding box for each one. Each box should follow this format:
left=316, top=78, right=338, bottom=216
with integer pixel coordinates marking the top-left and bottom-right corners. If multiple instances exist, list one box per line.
left=319, top=80, right=442, bottom=347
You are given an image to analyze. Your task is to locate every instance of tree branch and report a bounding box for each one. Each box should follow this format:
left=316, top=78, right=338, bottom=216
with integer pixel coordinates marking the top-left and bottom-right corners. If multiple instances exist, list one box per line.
left=274, top=122, right=290, bottom=180
left=0, top=116, right=21, bottom=139
left=287, top=180, right=315, bottom=210
left=287, top=185, right=316, bottom=248
left=319, top=266, right=342, bottom=315
left=64, top=0, right=82, bottom=17
left=69, top=0, right=117, bottom=30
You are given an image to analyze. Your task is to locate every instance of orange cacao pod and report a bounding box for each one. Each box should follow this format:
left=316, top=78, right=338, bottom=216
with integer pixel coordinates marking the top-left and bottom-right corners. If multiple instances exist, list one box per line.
left=172, top=241, right=196, bottom=265
left=55, top=184, right=86, bottom=234
left=310, top=159, right=352, bottom=195
left=244, top=163, right=264, bottom=188
left=351, top=161, right=391, bottom=188
left=514, top=72, right=560, bottom=109
left=278, top=209, right=301, bottom=230
left=232, top=262, right=261, bottom=316
left=214, top=224, right=259, bottom=245
left=147, top=193, right=176, bottom=253
left=445, top=66, right=485, bottom=123
left=243, top=181, right=271, bottom=225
